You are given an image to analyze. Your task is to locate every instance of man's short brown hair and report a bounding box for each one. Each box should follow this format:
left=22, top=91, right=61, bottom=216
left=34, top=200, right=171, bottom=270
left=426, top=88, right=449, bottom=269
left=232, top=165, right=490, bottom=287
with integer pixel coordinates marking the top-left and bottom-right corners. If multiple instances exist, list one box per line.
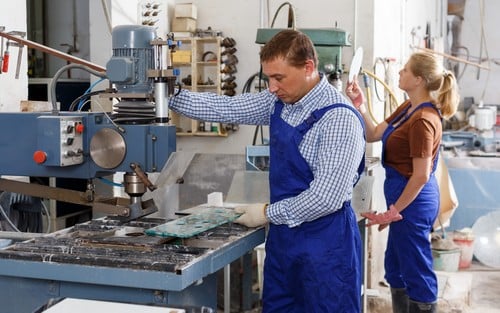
left=260, top=29, right=318, bottom=68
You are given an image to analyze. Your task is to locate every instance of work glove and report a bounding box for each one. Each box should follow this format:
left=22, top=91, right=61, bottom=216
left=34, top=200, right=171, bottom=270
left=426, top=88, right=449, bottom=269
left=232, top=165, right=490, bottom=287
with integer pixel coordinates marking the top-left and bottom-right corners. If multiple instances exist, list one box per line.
left=361, top=204, right=402, bottom=227
left=234, top=203, right=268, bottom=228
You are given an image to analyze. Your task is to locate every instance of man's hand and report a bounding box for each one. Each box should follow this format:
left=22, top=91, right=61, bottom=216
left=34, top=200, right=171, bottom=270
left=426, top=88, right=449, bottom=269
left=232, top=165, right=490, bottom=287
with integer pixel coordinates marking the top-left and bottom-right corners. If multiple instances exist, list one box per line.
left=361, top=204, right=402, bottom=227
left=234, top=203, right=268, bottom=228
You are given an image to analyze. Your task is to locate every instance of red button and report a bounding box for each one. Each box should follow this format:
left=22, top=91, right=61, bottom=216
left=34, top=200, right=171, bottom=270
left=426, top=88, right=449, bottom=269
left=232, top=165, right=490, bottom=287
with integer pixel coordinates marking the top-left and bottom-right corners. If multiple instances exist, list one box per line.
left=33, top=150, right=47, bottom=164
left=75, top=123, right=84, bottom=134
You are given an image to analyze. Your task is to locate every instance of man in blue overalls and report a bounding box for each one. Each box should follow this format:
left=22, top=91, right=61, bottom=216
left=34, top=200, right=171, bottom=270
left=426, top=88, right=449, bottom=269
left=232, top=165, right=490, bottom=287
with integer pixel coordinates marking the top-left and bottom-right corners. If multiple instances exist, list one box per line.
left=170, top=29, right=366, bottom=312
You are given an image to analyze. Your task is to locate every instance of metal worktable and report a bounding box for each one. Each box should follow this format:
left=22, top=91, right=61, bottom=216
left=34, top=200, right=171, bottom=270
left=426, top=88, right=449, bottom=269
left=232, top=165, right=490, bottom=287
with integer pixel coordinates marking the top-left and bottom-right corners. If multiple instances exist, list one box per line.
left=0, top=216, right=265, bottom=312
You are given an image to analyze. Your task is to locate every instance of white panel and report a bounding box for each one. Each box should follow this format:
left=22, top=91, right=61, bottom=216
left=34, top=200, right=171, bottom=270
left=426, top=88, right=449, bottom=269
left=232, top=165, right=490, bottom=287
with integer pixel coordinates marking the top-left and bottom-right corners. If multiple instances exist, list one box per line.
left=42, top=298, right=186, bottom=313
left=0, top=1, right=28, bottom=112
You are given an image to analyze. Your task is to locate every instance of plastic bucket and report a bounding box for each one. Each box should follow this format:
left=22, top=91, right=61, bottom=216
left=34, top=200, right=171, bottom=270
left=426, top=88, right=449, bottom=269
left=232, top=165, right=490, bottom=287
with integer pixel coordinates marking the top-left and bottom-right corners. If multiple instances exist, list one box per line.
left=432, top=248, right=460, bottom=272
left=453, top=230, right=475, bottom=269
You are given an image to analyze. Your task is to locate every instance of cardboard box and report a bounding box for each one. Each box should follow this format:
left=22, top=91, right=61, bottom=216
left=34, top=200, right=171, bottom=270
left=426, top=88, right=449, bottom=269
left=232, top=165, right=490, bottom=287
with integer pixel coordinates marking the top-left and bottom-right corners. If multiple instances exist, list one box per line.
left=172, top=17, right=197, bottom=32
left=172, top=50, right=192, bottom=64
left=174, top=3, right=197, bottom=19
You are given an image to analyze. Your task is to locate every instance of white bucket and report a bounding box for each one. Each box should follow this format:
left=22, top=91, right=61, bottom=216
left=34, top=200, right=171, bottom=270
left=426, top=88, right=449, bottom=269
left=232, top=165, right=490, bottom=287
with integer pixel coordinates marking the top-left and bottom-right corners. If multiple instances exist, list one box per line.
left=432, top=248, right=460, bottom=272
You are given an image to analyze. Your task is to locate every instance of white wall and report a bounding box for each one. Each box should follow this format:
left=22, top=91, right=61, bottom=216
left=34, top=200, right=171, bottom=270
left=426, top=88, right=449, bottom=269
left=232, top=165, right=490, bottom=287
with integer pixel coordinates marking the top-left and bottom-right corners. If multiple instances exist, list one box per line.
left=171, top=0, right=356, bottom=154
left=457, top=0, right=500, bottom=106
left=0, top=2, right=28, bottom=112
left=46, top=0, right=90, bottom=79
left=171, top=0, right=450, bottom=155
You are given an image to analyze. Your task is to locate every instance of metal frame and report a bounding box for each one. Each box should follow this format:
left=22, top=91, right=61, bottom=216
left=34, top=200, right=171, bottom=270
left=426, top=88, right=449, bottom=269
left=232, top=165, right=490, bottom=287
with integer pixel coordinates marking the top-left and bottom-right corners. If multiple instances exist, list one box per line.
left=0, top=226, right=265, bottom=312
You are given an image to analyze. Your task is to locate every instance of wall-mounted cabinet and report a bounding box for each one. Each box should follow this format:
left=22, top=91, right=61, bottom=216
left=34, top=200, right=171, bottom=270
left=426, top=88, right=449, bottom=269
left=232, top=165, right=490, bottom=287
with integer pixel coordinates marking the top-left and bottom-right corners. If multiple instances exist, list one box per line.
left=171, top=36, right=227, bottom=137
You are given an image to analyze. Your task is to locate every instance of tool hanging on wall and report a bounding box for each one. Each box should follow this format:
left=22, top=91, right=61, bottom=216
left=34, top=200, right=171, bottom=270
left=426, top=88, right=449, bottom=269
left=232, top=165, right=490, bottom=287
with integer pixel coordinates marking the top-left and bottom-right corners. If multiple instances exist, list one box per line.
left=0, top=26, right=4, bottom=74
left=0, top=30, right=26, bottom=78
left=1, top=42, right=8, bottom=73
left=7, top=31, right=25, bottom=79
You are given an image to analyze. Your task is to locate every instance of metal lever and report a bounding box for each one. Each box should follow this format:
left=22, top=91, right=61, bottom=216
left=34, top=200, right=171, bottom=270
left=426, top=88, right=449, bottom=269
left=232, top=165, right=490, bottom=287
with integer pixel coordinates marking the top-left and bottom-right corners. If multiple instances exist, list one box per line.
left=130, top=162, right=158, bottom=191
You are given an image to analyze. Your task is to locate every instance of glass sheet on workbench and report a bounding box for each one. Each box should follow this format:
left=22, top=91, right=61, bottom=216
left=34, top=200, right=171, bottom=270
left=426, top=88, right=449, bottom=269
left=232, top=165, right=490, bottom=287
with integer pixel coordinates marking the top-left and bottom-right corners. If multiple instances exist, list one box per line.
left=145, top=207, right=241, bottom=238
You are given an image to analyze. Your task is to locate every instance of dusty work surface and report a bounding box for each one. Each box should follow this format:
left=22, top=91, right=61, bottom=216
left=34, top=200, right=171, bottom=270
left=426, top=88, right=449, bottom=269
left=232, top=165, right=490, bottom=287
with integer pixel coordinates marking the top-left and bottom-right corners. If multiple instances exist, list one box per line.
left=0, top=216, right=252, bottom=272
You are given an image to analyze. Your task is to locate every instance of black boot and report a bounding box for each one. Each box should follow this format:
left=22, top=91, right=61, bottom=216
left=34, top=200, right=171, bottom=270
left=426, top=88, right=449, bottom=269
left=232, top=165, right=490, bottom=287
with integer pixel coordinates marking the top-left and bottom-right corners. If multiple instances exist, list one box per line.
left=391, top=288, right=409, bottom=313
left=409, top=300, right=437, bottom=313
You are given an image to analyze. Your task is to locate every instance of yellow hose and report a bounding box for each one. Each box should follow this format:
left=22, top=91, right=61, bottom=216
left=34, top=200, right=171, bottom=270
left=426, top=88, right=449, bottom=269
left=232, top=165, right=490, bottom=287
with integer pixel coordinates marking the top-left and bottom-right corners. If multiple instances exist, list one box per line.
left=363, top=78, right=378, bottom=123
left=360, top=69, right=400, bottom=123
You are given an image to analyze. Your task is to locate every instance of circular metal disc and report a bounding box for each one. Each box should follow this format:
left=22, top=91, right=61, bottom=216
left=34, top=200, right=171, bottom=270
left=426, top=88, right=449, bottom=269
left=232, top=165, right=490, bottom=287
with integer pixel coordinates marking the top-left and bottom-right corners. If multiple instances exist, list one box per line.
left=90, top=128, right=126, bottom=169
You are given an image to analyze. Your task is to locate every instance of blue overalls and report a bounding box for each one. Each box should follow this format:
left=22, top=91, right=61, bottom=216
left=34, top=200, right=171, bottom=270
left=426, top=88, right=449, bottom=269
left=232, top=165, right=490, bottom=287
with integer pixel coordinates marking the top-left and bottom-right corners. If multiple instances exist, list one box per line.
left=262, top=101, right=364, bottom=313
left=382, top=102, right=441, bottom=303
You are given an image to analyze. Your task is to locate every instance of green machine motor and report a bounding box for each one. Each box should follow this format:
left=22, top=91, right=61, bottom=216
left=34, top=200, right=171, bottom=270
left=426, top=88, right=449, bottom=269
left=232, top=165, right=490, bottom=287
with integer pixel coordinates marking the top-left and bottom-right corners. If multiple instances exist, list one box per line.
left=256, top=28, right=351, bottom=85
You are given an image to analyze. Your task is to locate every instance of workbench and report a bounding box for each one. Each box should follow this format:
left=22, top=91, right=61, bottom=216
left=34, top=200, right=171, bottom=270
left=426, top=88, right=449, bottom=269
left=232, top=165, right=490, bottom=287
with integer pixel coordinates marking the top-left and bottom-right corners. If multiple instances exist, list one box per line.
left=0, top=215, right=265, bottom=312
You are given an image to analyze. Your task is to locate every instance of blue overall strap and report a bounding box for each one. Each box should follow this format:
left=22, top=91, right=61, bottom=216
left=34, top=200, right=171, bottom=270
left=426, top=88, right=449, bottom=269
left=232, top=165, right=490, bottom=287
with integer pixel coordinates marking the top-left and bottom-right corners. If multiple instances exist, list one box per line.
left=296, top=103, right=366, bottom=184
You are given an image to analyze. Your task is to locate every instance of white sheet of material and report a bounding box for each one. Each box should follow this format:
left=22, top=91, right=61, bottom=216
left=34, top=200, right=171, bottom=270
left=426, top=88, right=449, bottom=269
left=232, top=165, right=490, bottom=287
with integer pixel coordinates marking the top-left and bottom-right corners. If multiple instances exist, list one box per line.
left=42, top=298, right=186, bottom=313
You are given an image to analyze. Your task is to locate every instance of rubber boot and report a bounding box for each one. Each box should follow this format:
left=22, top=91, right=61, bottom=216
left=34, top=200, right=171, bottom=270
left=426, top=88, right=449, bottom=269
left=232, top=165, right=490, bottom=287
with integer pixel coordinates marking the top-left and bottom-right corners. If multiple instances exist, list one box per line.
left=390, top=288, right=409, bottom=313
left=409, top=300, right=437, bottom=313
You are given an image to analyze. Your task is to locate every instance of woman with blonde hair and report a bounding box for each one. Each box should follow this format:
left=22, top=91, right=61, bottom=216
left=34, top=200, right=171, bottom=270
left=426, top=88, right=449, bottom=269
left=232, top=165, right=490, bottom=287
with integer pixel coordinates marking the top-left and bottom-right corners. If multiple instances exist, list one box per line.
left=346, top=52, right=459, bottom=313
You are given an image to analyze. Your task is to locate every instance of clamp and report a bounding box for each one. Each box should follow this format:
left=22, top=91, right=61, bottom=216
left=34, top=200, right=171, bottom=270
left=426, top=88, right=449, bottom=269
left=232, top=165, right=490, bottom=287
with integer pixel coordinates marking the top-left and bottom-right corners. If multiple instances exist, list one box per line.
left=6, top=31, right=27, bottom=79
left=0, top=26, right=4, bottom=74
left=0, top=28, right=26, bottom=78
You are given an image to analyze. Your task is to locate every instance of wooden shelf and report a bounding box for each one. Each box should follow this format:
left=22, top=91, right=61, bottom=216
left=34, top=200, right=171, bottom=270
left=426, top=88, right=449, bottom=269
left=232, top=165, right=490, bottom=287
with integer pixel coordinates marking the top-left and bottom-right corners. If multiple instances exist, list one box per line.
left=171, top=36, right=228, bottom=137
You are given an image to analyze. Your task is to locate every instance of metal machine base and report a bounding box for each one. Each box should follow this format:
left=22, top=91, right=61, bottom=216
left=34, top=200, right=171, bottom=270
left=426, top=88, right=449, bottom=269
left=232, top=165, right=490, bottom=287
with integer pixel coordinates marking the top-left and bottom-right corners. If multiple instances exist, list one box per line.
left=0, top=216, right=265, bottom=312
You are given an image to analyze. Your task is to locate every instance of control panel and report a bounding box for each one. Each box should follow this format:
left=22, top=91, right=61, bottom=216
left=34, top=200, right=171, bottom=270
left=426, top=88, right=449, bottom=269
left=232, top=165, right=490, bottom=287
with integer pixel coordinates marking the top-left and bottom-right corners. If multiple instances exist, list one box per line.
left=35, top=115, right=85, bottom=167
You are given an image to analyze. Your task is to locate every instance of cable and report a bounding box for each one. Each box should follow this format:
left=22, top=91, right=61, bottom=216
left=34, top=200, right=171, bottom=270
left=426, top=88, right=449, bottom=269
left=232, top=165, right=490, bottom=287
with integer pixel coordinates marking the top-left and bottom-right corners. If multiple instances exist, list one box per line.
left=77, top=99, right=92, bottom=112
left=453, top=46, right=470, bottom=82
left=242, top=71, right=269, bottom=145
left=362, top=72, right=378, bottom=124
left=100, top=0, right=113, bottom=34
left=98, top=176, right=124, bottom=187
left=360, top=69, right=400, bottom=124
left=41, top=200, right=51, bottom=233
left=77, top=77, right=106, bottom=110
left=50, top=63, right=107, bottom=112
left=270, top=2, right=296, bottom=29
left=372, top=58, right=388, bottom=103
left=0, top=192, right=20, bottom=232
left=477, top=0, right=490, bottom=105
left=68, top=89, right=107, bottom=111
left=93, top=98, right=126, bottom=133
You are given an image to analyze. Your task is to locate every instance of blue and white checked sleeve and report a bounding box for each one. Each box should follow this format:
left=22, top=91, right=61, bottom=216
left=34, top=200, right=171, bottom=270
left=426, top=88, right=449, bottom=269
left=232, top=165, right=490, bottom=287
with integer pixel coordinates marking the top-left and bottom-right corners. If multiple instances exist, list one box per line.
left=169, top=89, right=275, bottom=125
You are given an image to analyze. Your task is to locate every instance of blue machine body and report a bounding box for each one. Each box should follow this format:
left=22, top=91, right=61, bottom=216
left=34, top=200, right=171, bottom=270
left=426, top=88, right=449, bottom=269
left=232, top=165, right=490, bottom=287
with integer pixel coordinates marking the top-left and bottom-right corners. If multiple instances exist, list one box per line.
left=0, top=111, right=176, bottom=178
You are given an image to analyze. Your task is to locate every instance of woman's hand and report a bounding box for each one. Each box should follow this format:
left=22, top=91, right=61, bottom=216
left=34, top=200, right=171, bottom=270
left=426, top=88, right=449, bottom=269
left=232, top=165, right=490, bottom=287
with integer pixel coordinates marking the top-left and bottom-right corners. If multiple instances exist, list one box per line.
left=345, top=78, right=366, bottom=112
left=361, top=204, right=402, bottom=227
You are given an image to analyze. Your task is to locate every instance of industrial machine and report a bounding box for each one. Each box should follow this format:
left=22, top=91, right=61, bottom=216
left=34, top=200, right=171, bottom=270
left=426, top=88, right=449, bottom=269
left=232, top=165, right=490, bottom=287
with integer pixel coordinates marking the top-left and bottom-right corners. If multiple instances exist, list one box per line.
left=0, top=25, right=265, bottom=312
left=0, top=25, right=179, bottom=220
left=442, top=104, right=499, bottom=155
left=441, top=104, right=500, bottom=231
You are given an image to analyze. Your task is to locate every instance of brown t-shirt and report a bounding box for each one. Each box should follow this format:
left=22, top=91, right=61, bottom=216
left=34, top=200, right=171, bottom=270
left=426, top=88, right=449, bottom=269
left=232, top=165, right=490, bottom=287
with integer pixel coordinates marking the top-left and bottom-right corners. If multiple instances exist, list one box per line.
left=384, top=101, right=442, bottom=178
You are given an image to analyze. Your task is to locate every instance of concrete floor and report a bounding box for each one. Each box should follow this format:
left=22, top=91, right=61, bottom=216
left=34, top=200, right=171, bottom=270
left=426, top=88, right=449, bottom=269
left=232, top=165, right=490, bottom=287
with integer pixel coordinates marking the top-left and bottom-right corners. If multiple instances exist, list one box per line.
left=466, top=262, right=500, bottom=313
left=222, top=261, right=500, bottom=313
left=366, top=260, right=500, bottom=313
